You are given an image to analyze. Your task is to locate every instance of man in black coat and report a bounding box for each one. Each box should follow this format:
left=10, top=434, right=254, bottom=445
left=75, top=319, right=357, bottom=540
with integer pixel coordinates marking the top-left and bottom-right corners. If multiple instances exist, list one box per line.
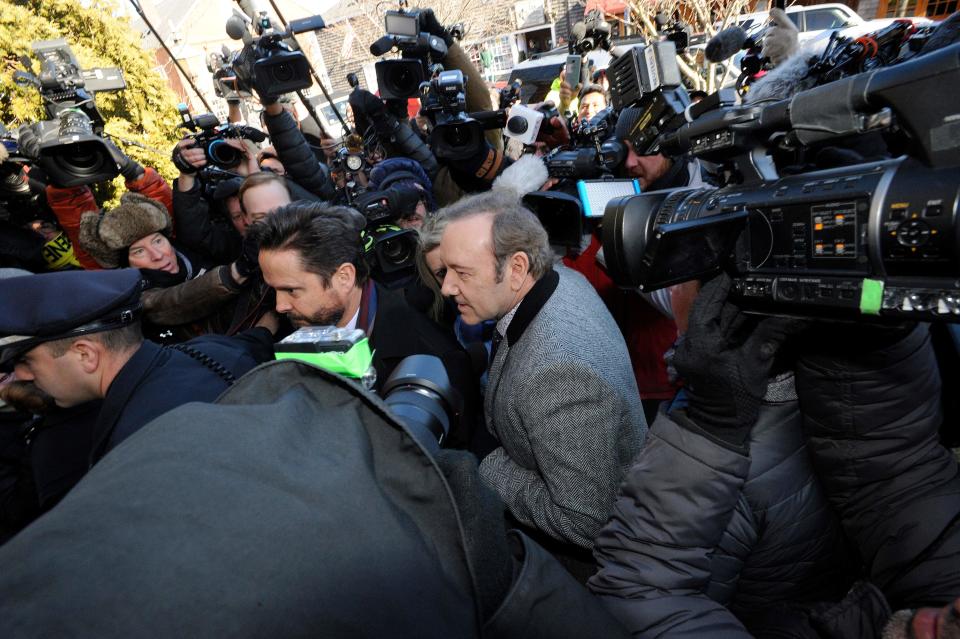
left=251, top=201, right=481, bottom=447
left=0, top=269, right=274, bottom=465
left=0, top=359, right=629, bottom=638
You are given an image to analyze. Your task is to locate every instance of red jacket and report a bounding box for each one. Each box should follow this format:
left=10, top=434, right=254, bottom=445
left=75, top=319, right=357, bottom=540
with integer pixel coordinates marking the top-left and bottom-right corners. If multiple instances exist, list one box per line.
left=46, top=168, right=174, bottom=270
left=563, top=233, right=679, bottom=400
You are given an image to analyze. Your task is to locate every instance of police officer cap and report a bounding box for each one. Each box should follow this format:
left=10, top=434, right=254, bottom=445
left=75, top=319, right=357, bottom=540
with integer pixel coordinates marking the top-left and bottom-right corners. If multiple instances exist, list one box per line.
left=0, top=269, right=143, bottom=369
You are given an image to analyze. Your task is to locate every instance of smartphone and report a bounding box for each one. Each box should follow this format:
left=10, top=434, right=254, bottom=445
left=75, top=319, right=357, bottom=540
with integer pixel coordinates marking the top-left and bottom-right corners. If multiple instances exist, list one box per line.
left=565, top=54, right=582, bottom=88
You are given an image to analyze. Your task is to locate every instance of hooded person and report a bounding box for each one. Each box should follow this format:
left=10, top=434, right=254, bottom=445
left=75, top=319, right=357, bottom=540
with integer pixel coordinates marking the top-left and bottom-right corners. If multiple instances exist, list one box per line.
left=367, top=157, right=436, bottom=229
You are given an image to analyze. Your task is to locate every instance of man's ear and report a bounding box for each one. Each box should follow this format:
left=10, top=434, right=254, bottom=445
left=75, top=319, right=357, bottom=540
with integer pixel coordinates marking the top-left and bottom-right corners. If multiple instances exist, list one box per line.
left=508, top=251, right=531, bottom=290
left=335, top=262, right=357, bottom=291
left=72, top=338, right=102, bottom=374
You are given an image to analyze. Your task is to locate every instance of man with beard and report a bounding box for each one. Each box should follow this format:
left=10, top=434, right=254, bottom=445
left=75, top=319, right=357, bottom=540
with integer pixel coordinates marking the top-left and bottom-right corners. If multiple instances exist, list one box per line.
left=251, top=202, right=480, bottom=447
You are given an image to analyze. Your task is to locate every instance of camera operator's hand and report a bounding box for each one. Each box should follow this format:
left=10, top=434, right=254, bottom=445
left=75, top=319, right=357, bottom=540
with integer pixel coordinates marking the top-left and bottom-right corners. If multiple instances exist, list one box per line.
left=531, top=103, right=571, bottom=149
left=673, top=273, right=804, bottom=450
left=419, top=8, right=455, bottom=49
left=172, top=138, right=206, bottom=191
left=103, top=138, right=144, bottom=182
left=15, top=125, right=41, bottom=163
left=762, top=8, right=800, bottom=66
left=232, top=230, right=261, bottom=282
left=557, top=70, right=581, bottom=116
left=349, top=88, right=391, bottom=138
left=222, top=138, right=260, bottom=177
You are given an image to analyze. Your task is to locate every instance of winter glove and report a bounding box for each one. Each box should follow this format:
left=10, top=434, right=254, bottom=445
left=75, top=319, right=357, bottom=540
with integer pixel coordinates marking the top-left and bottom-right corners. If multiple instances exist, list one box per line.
left=419, top=8, right=454, bottom=50
left=104, top=139, right=144, bottom=182
left=233, top=231, right=261, bottom=280
left=349, top=88, right=391, bottom=137
left=673, top=273, right=804, bottom=450
left=15, top=125, right=41, bottom=163
left=762, top=8, right=800, bottom=66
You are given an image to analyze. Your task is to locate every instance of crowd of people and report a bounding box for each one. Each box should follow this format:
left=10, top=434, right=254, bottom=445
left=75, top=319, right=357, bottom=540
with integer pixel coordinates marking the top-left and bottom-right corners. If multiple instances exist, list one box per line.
left=0, top=7, right=959, bottom=638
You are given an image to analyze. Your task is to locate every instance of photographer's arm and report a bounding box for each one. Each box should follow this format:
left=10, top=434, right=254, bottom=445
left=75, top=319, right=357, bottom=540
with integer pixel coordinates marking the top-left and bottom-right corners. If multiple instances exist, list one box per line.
left=796, top=325, right=960, bottom=609
left=262, top=104, right=334, bottom=200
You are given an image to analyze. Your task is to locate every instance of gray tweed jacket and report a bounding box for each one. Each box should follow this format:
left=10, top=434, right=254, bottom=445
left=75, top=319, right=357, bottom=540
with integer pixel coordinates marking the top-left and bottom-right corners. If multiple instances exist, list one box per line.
left=480, top=265, right=646, bottom=549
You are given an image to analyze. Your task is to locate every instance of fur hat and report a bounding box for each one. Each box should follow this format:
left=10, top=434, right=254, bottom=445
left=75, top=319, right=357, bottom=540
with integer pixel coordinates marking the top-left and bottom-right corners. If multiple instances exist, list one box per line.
left=79, top=192, right=171, bottom=268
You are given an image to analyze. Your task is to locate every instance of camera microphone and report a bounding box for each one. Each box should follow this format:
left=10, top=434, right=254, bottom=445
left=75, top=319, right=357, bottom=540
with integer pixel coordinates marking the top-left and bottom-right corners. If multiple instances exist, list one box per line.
left=225, top=15, right=252, bottom=44
left=369, top=35, right=397, bottom=57
left=705, top=25, right=749, bottom=63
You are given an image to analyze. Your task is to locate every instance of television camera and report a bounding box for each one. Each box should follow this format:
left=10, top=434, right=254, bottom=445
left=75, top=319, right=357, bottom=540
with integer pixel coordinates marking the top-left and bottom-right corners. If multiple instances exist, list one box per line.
left=602, top=43, right=960, bottom=324
left=225, top=1, right=326, bottom=98
left=12, top=39, right=126, bottom=187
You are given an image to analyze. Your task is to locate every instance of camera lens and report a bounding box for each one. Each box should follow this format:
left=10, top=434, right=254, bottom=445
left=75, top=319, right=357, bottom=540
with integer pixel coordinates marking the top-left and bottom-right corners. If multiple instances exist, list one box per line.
left=57, top=109, right=95, bottom=138
left=389, top=66, right=419, bottom=97
left=270, top=61, right=295, bottom=84
left=207, top=139, right=242, bottom=168
left=53, top=141, right=107, bottom=177
left=382, top=354, right=462, bottom=450
left=380, top=236, right=413, bottom=266
left=506, top=116, right=528, bottom=135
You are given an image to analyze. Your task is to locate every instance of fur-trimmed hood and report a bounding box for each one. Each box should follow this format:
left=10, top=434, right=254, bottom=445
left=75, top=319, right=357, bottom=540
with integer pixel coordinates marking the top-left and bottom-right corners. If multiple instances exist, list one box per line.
left=79, top=192, right=172, bottom=269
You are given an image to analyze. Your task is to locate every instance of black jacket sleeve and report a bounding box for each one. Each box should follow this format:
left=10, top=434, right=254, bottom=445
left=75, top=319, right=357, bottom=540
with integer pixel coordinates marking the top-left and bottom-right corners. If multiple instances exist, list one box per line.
left=795, top=324, right=960, bottom=609
left=171, top=179, right=242, bottom=265
left=263, top=109, right=335, bottom=200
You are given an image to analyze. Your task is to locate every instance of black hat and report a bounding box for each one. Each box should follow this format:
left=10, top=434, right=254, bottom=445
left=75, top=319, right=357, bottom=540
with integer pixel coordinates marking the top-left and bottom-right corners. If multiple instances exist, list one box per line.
left=0, top=269, right=143, bottom=368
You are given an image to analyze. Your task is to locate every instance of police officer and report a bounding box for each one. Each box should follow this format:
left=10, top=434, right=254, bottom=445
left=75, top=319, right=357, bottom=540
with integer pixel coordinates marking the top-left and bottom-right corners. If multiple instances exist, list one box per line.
left=0, top=269, right=274, bottom=464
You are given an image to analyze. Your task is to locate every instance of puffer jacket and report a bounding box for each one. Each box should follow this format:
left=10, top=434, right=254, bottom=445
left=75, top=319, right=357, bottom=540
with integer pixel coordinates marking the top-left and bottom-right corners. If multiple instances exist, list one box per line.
left=589, top=374, right=852, bottom=638
left=263, top=109, right=335, bottom=201
left=796, top=324, right=960, bottom=613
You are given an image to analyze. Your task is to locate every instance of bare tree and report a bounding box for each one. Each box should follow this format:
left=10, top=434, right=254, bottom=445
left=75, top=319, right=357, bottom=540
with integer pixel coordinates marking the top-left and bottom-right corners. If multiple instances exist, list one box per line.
left=611, top=0, right=763, bottom=91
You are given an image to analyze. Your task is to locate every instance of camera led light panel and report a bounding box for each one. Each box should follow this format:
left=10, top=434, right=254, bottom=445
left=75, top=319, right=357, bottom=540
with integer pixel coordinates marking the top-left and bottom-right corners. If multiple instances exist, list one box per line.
left=578, top=179, right=641, bottom=218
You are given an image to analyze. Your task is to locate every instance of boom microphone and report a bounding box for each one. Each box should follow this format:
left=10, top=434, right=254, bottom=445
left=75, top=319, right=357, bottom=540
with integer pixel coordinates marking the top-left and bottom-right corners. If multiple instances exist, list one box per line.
left=705, top=25, right=749, bottom=63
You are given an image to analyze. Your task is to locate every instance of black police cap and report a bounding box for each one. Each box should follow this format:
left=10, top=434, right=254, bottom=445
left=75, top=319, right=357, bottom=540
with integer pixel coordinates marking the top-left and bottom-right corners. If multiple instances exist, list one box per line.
left=0, top=269, right=143, bottom=368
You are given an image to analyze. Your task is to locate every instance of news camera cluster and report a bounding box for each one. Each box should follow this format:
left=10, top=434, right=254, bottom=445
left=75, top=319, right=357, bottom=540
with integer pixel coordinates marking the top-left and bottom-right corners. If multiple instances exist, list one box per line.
left=600, top=32, right=960, bottom=325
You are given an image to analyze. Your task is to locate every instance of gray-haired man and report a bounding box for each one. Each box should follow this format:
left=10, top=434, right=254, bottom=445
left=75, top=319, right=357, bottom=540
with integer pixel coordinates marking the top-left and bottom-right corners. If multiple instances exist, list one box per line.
left=431, top=190, right=646, bottom=578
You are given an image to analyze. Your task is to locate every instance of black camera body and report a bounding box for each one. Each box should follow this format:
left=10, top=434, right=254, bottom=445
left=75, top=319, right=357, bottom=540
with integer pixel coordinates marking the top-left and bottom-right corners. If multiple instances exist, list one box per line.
left=226, top=10, right=325, bottom=97
left=177, top=105, right=267, bottom=170
left=545, top=107, right=625, bottom=179
left=571, top=10, right=612, bottom=54
left=13, top=39, right=127, bottom=187
left=371, top=9, right=449, bottom=100
left=603, top=43, right=960, bottom=323
left=421, top=69, right=507, bottom=161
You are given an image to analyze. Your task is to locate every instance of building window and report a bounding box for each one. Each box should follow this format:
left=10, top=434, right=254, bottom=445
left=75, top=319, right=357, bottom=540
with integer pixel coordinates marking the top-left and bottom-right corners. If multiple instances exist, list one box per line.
left=883, top=0, right=919, bottom=16
left=470, top=36, right=515, bottom=74
left=925, top=0, right=958, bottom=16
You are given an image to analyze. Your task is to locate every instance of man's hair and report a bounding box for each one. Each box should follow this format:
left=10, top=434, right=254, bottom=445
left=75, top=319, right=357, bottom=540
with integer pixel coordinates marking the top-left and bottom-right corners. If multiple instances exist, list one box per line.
left=249, top=202, right=370, bottom=287
left=579, top=83, right=606, bottom=101
left=238, top=172, right=291, bottom=213
left=45, top=322, right=143, bottom=358
left=434, top=190, right=553, bottom=281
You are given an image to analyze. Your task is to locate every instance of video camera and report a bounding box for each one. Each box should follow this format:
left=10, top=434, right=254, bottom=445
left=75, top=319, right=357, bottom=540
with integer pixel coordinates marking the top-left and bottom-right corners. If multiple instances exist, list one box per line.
left=421, top=69, right=507, bottom=161
left=571, top=10, right=612, bottom=54
left=12, top=39, right=126, bottom=187
left=225, top=2, right=326, bottom=98
left=370, top=8, right=449, bottom=100
left=175, top=104, right=267, bottom=170
left=354, top=187, right=422, bottom=288
left=544, top=106, right=625, bottom=179
left=602, top=43, right=960, bottom=323
left=206, top=46, right=252, bottom=101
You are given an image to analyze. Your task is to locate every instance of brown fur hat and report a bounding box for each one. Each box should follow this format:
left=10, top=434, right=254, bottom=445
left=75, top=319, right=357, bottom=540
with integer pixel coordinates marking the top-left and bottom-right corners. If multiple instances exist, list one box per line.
left=79, top=192, right=171, bottom=268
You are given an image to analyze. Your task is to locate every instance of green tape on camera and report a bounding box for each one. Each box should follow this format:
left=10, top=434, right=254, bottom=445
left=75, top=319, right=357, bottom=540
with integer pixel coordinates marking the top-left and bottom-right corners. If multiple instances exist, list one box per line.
left=274, top=327, right=375, bottom=380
